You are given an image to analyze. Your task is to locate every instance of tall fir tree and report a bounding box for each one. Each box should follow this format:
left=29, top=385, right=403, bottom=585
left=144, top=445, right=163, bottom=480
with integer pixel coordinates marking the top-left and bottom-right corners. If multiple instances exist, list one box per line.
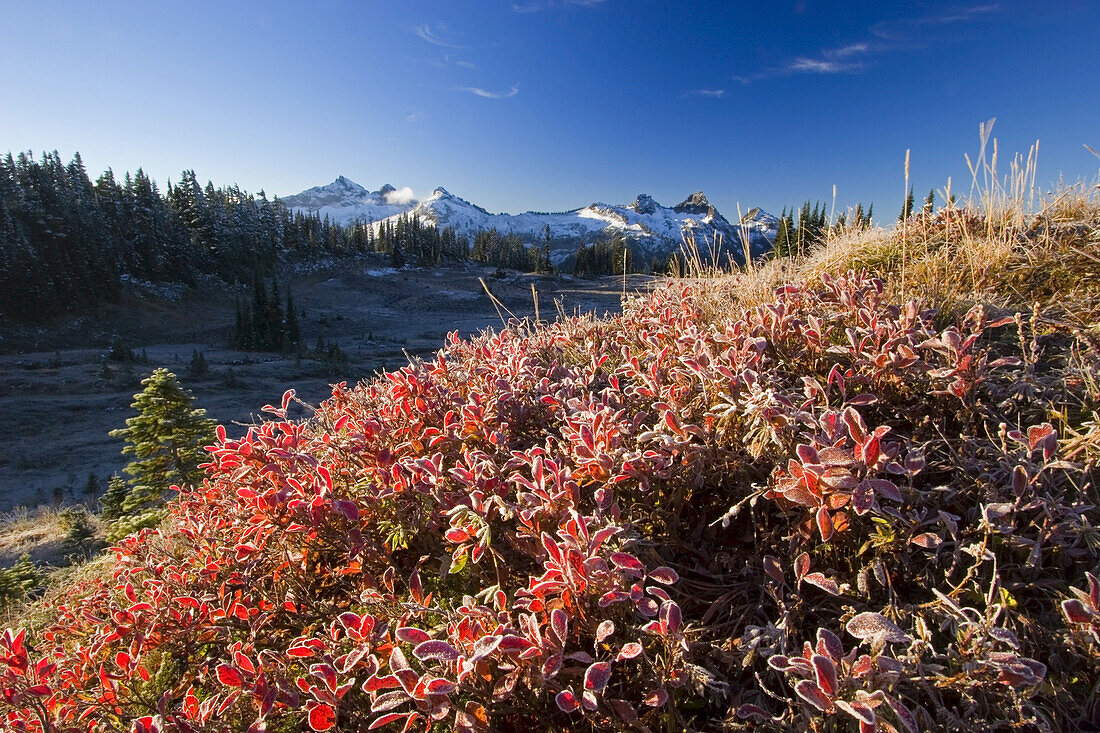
left=108, top=369, right=216, bottom=535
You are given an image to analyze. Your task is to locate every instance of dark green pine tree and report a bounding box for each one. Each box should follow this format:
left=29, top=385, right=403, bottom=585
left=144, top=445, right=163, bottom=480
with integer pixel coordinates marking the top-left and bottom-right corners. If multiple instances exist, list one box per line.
left=188, top=349, right=208, bottom=377
left=923, top=188, right=935, bottom=216
left=285, top=287, right=300, bottom=348
left=100, top=474, right=128, bottom=521
left=108, top=369, right=216, bottom=535
left=541, top=224, right=552, bottom=273
left=899, top=186, right=915, bottom=221
left=773, top=207, right=791, bottom=257
left=390, top=240, right=406, bottom=269
left=865, top=203, right=874, bottom=227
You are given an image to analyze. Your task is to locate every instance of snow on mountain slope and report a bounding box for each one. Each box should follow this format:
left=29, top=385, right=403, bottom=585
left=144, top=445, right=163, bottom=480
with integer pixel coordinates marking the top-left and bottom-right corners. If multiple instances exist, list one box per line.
left=377, top=188, right=777, bottom=263
left=284, top=177, right=777, bottom=262
left=280, top=176, right=418, bottom=226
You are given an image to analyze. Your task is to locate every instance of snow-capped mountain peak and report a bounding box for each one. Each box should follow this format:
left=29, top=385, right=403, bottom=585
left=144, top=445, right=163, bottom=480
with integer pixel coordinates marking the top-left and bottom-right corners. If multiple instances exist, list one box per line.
left=284, top=178, right=777, bottom=264
left=673, top=191, right=723, bottom=221
left=629, top=194, right=659, bottom=215
left=280, top=176, right=419, bottom=225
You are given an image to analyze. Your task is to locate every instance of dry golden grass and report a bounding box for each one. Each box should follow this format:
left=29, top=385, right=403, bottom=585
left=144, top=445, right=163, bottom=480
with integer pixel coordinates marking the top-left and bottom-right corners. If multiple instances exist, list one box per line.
left=711, top=126, right=1100, bottom=332
left=0, top=507, right=71, bottom=569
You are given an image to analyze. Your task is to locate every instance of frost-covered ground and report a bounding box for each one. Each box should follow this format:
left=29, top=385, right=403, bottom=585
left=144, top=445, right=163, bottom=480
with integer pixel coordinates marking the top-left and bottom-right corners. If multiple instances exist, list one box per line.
left=0, top=262, right=650, bottom=513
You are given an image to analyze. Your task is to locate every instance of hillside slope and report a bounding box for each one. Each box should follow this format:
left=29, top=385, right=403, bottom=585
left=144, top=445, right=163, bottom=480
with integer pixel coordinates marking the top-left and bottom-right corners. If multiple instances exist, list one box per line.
left=3, top=197, right=1099, bottom=730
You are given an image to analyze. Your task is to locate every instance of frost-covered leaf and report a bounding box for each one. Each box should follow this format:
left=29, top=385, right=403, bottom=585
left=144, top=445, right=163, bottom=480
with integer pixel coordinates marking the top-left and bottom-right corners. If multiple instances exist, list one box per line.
left=794, top=680, right=832, bottom=712
left=413, top=640, right=461, bottom=662
left=555, top=689, right=579, bottom=713
left=846, top=612, right=910, bottom=644
left=803, top=572, right=841, bottom=596
left=584, top=662, right=611, bottom=692
left=648, top=566, right=679, bottom=585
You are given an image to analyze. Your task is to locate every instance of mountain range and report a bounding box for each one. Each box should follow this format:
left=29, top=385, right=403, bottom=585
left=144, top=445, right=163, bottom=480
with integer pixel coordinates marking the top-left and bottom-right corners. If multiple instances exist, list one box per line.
left=281, top=177, right=777, bottom=264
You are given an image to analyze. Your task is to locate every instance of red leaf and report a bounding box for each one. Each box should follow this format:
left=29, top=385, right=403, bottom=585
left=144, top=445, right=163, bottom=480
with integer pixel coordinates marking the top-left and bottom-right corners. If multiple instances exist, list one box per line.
left=555, top=689, right=579, bottom=712
left=395, top=627, right=430, bottom=645
left=584, top=662, right=611, bottom=692
left=816, top=505, right=834, bottom=542
left=234, top=652, right=255, bottom=676
left=616, top=642, right=643, bottom=661
left=413, top=640, right=461, bottom=662
left=794, top=680, right=832, bottom=712
left=648, top=566, right=678, bottom=585
left=884, top=693, right=919, bottom=733
left=816, top=628, right=844, bottom=658
left=215, top=664, right=242, bottom=687
left=424, top=678, right=457, bottom=695
left=368, top=713, right=413, bottom=730
left=811, top=655, right=838, bottom=695
left=836, top=700, right=875, bottom=725
left=803, top=573, right=840, bottom=596
left=794, top=552, right=811, bottom=581
left=660, top=600, right=682, bottom=635
left=550, top=608, right=569, bottom=643
left=610, top=553, right=645, bottom=575
left=1062, top=599, right=1094, bottom=624
left=851, top=481, right=875, bottom=515
left=308, top=704, right=336, bottom=731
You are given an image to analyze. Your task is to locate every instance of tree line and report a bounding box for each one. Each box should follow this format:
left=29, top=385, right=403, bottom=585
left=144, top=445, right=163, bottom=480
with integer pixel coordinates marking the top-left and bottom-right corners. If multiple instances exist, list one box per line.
left=0, top=151, right=569, bottom=321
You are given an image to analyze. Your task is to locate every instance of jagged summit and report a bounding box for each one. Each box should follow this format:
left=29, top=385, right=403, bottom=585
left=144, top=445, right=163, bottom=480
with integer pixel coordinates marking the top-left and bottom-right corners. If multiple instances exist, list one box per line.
left=284, top=179, right=777, bottom=264
left=281, top=178, right=419, bottom=224
left=630, top=194, right=659, bottom=215
left=674, top=191, right=718, bottom=218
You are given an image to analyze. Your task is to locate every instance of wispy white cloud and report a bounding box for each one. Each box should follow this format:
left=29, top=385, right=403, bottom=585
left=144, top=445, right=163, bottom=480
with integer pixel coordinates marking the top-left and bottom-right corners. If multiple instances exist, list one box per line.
left=870, top=4, right=1000, bottom=41
left=383, top=186, right=417, bottom=205
left=786, top=43, right=871, bottom=75
left=831, top=43, right=869, bottom=58
left=414, top=24, right=468, bottom=49
left=735, top=42, right=870, bottom=83
left=735, top=5, right=1000, bottom=84
left=459, top=84, right=520, bottom=99
left=681, top=88, right=726, bottom=99
left=444, top=54, right=477, bottom=70
left=405, top=112, right=425, bottom=123
left=512, top=0, right=608, bottom=12
left=787, top=58, right=845, bottom=74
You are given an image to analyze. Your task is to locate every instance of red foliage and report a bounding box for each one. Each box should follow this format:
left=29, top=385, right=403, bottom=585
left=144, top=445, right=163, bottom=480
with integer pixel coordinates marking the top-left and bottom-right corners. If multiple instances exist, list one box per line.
left=1, top=271, right=1094, bottom=731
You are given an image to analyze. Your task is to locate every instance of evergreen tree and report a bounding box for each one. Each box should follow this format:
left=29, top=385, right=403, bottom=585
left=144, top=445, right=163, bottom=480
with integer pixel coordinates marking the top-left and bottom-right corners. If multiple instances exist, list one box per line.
left=108, top=369, right=216, bottom=528
left=0, top=555, right=43, bottom=608
left=390, top=240, right=406, bottom=269
left=923, top=188, right=935, bottom=216
left=285, top=287, right=300, bottom=348
left=541, top=224, right=552, bottom=273
left=100, top=474, right=128, bottom=521
left=899, top=186, right=915, bottom=221
left=83, top=472, right=100, bottom=499
left=188, top=350, right=208, bottom=377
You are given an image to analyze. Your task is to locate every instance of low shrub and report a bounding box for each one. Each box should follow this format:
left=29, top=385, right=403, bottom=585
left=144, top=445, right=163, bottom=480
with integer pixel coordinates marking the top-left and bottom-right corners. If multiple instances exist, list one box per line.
left=2, top=271, right=1097, bottom=731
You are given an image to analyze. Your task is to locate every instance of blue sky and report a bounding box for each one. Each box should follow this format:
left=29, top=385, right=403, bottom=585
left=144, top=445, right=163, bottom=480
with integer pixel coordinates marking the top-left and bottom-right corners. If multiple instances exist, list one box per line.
left=2, top=0, right=1098, bottom=218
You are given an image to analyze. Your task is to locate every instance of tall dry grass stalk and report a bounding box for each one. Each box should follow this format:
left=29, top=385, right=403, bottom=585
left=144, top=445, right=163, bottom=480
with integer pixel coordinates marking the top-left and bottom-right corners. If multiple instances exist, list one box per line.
left=692, top=121, right=1099, bottom=330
